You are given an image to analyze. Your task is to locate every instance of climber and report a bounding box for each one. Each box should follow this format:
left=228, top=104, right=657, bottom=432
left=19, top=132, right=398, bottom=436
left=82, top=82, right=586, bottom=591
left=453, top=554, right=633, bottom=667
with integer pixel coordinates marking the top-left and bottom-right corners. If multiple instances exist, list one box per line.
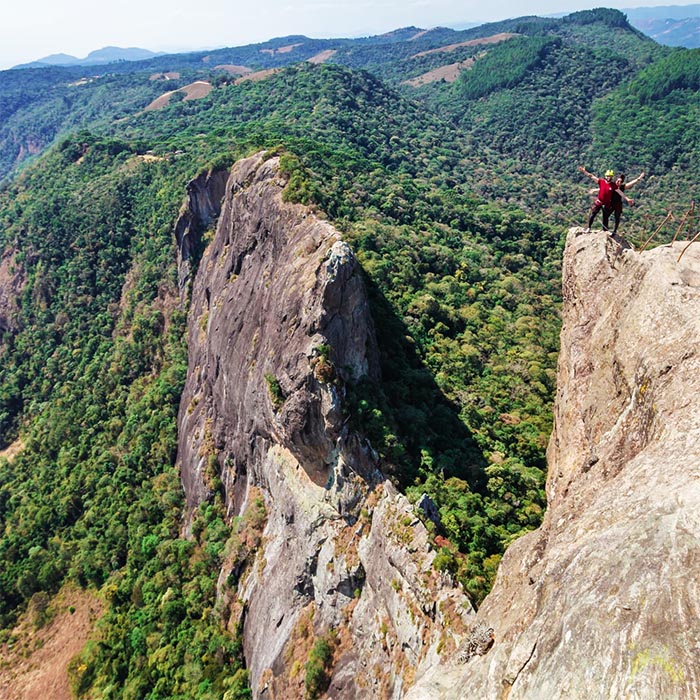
left=611, top=171, right=645, bottom=233
left=578, top=166, right=633, bottom=232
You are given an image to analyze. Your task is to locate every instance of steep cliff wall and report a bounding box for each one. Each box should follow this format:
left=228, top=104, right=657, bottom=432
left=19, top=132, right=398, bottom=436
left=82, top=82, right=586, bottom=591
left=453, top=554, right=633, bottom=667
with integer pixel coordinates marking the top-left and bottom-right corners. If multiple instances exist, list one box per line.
left=176, top=152, right=475, bottom=699
left=407, top=228, right=700, bottom=700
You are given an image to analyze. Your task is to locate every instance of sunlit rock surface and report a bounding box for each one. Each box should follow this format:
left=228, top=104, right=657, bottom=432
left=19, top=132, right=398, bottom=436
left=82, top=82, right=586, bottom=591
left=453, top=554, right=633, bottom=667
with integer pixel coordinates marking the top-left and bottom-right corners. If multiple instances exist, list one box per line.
left=407, top=228, right=700, bottom=700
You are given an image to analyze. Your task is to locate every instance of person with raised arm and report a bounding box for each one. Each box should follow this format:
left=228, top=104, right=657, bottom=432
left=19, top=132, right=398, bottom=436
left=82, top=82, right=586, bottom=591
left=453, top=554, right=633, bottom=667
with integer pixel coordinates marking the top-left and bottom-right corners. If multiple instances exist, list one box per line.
left=578, top=165, right=634, bottom=232
left=611, top=171, right=645, bottom=233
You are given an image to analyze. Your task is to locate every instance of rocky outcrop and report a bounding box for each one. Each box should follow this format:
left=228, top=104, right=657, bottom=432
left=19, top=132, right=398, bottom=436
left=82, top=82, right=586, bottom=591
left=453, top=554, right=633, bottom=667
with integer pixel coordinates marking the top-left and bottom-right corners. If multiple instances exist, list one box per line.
left=0, top=249, right=25, bottom=335
left=176, top=152, right=475, bottom=698
left=174, top=167, right=229, bottom=294
left=406, top=228, right=700, bottom=700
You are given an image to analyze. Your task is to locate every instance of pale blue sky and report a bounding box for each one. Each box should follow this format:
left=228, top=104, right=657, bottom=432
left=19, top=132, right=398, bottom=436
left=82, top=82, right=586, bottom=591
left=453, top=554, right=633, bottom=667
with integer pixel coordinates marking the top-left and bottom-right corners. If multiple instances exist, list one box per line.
left=1, top=0, right=698, bottom=69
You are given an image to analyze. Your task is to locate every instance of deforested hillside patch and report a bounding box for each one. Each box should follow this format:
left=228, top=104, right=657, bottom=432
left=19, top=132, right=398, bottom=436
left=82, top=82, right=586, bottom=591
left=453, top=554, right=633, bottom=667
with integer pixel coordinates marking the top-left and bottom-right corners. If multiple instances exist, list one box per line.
left=234, top=67, right=282, bottom=83
left=307, top=49, right=337, bottom=64
left=213, top=64, right=253, bottom=76
left=149, top=71, right=181, bottom=80
left=0, top=587, right=103, bottom=700
left=410, top=32, right=518, bottom=58
left=260, top=42, right=303, bottom=55
left=144, top=80, right=213, bottom=110
left=402, top=55, right=480, bottom=86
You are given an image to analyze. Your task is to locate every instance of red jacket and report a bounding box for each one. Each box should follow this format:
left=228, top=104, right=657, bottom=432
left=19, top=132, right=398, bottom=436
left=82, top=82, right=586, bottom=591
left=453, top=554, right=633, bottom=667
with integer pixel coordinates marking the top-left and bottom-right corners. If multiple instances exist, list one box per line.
left=596, top=178, right=618, bottom=207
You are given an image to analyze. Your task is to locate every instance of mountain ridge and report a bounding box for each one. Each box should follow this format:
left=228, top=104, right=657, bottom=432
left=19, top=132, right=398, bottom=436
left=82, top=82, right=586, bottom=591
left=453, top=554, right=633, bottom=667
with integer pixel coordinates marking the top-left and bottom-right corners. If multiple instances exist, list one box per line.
left=13, top=45, right=166, bottom=69
left=175, top=151, right=476, bottom=698
left=11, top=3, right=700, bottom=71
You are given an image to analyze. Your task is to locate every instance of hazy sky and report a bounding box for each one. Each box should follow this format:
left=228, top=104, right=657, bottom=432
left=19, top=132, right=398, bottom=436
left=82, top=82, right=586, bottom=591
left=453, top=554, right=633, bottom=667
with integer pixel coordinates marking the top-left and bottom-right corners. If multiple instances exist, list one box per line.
left=1, top=1, right=698, bottom=69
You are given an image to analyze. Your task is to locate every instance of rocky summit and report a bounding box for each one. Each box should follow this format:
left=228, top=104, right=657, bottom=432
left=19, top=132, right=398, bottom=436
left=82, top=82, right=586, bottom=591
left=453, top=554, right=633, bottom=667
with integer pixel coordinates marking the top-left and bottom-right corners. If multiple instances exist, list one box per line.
left=175, top=152, right=475, bottom=699
left=407, top=229, right=700, bottom=699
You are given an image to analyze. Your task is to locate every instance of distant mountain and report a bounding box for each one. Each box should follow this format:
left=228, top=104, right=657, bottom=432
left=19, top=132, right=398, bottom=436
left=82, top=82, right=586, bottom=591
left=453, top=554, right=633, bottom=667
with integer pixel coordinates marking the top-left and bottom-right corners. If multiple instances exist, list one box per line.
left=624, top=3, right=700, bottom=21
left=628, top=16, right=700, bottom=47
left=24, top=52, right=82, bottom=66
left=83, top=46, right=165, bottom=63
left=14, top=46, right=165, bottom=69
left=625, top=3, right=700, bottom=47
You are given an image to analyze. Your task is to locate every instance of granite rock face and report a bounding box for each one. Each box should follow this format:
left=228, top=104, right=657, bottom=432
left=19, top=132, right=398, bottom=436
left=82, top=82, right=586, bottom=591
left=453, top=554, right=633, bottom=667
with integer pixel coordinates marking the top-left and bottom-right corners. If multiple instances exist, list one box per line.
left=406, top=229, right=700, bottom=700
left=176, top=152, right=474, bottom=699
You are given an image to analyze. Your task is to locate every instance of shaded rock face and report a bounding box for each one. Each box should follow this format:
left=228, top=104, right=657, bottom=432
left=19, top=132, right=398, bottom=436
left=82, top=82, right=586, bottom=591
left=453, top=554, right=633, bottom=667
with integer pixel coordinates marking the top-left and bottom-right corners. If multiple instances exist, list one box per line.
left=407, top=229, right=700, bottom=700
left=177, top=153, right=379, bottom=513
left=174, top=166, right=229, bottom=294
left=176, top=152, right=474, bottom=698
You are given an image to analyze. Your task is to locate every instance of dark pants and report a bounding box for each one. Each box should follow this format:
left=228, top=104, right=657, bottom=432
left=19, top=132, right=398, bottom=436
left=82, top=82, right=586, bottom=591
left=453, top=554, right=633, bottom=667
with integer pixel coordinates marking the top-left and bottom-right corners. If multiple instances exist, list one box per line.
left=613, top=202, right=623, bottom=232
left=588, top=201, right=612, bottom=230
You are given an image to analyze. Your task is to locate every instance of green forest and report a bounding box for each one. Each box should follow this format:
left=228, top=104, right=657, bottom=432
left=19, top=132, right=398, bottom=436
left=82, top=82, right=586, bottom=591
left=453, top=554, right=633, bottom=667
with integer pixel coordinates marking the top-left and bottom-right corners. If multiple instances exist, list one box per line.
left=0, top=8, right=698, bottom=699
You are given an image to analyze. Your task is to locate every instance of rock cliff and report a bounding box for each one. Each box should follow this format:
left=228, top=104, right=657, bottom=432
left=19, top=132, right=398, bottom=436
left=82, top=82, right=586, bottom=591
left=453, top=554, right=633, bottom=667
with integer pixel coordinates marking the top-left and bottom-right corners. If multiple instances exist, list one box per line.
left=0, top=249, right=25, bottom=335
left=174, top=166, right=229, bottom=294
left=407, top=228, right=700, bottom=700
left=176, top=152, right=475, bottom=699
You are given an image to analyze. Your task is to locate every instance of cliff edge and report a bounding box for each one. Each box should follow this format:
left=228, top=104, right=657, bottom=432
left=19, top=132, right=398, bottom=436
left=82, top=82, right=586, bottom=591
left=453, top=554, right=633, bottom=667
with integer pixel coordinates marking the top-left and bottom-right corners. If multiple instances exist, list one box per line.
left=176, top=152, right=475, bottom=699
left=407, top=228, right=700, bottom=699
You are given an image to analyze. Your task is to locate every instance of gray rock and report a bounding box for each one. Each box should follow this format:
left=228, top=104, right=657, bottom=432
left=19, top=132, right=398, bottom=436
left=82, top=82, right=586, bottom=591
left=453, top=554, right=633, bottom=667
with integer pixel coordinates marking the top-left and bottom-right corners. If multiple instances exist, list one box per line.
left=0, top=249, right=25, bottom=334
left=176, top=152, right=474, bottom=699
left=174, top=167, right=229, bottom=295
